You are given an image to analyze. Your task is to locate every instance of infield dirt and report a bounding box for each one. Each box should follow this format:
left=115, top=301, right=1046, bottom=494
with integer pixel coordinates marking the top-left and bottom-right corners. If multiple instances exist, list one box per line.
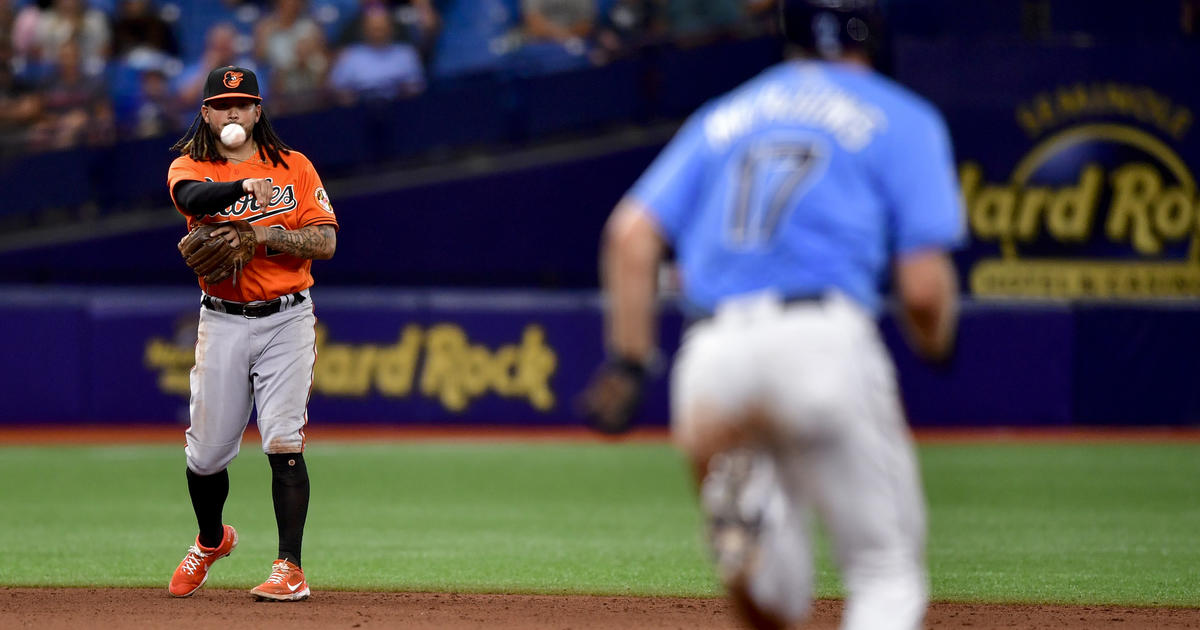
left=4, top=588, right=1200, bottom=629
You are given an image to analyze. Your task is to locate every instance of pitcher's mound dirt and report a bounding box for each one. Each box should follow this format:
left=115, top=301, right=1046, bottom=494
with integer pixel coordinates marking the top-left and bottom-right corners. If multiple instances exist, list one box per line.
left=3, top=588, right=1198, bottom=629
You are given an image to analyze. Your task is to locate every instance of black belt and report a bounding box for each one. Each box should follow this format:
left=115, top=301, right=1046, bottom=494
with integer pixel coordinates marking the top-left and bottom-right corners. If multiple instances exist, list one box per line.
left=688, top=294, right=825, bottom=326
left=779, top=294, right=824, bottom=306
left=202, top=292, right=306, bottom=318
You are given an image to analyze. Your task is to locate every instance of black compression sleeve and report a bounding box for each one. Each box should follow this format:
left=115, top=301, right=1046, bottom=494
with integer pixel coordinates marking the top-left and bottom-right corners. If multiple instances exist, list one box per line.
left=268, top=453, right=309, bottom=567
left=173, top=179, right=247, bottom=216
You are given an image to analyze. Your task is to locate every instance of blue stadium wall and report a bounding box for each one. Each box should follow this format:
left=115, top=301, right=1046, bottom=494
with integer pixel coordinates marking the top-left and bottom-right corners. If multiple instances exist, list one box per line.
left=1, top=33, right=1198, bottom=428
left=2, top=287, right=1198, bottom=427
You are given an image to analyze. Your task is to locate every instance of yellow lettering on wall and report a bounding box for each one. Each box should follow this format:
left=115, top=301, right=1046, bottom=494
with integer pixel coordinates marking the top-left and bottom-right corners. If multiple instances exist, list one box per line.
left=972, top=260, right=1200, bottom=297
left=965, top=156, right=1199, bottom=259
left=1046, top=165, right=1101, bottom=241
left=1154, top=189, right=1193, bottom=241
left=374, top=325, right=423, bottom=396
left=1108, top=163, right=1167, bottom=255
left=1168, top=109, right=1192, bottom=140
left=1013, top=187, right=1049, bottom=241
left=962, top=163, right=1102, bottom=245
left=1015, top=105, right=1042, bottom=138
left=419, top=323, right=557, bottom=411
left=515, top=326, right=557, bottom=411
left=314, top=326, right=376, bottom=396
left=962, top=163, right=1012, bottom=240
left=1015, top=83, right=1194, bottom=140
left=420, top=324, right=477, bottom=410
left=148, top=321, right=559, bottom=412
left=143, top=338, right=194, bottom=395
left=1054, top=84, right=1088, bottom=118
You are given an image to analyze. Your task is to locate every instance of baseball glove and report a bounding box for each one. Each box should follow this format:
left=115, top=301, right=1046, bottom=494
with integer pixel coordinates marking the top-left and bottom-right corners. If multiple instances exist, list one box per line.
left=177, top=220, right=257, bottom=285
left=577, top=358, right=648, bottom=435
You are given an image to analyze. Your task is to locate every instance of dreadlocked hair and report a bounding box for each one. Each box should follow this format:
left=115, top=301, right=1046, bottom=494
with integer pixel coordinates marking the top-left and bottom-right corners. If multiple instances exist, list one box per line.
left=171, top=108, right=293, bottom=169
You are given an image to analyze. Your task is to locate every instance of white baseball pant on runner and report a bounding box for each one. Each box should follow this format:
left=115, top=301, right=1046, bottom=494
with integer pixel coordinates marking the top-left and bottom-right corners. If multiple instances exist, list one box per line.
left=186, top=290, right=316, bottom=476
left=672, top=291, right=928, bottom=630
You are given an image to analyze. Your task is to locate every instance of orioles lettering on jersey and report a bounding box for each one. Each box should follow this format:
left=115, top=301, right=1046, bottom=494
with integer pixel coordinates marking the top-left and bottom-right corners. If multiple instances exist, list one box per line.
left=202, top=177, right=299, bottom=219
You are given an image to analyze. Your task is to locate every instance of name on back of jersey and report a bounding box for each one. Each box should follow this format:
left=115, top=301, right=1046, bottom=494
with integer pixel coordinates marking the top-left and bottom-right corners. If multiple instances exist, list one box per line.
left=704, top=80, right=886, bottom=153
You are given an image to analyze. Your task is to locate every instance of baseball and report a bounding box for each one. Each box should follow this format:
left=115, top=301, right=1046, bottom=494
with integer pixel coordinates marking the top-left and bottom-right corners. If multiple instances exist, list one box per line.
left=220, top=123, right=247, bottom=148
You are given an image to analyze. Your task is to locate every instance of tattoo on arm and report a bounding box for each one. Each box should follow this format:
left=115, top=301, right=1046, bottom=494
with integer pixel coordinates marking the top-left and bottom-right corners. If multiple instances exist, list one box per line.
left=261, top=224, right=336, bottom=260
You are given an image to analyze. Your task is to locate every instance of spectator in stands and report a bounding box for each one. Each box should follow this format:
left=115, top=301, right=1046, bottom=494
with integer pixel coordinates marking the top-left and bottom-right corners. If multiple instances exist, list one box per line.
left=510, top=0, right=596, bottom=74
left=30, top=38, right=114, bottom=150
left=254, top=0, right=329, bottom=111
left=665, top=0, right=743, bottom=42
left=1185, top=0, right=1200, bottom=36
left=33, top=0, right=111, bottom=73
left=129, top=64, right=177, bottom=137
left=11, top=0, right=52, bottom=74
left=744, top=0, right=779, bottom=32
left=0, top=0, right=14, bottom=45
left=522, top=0, right=595, bottom=44
left=327, top=4, right=424, bottom=104
left=174, top=22, right=263, bottom=107
left=429, top=0, right=519, bottom=78
left=398, top=0, right=441, bottom=56
left=112, top=0, right=179, bottom=60
left=335, top=0, right=439, bottom=61
left=591, top=0, right=664, bottom=64
left=0, top=38, right=42, bottom=155
left=109, top=0, right=181, bottom=136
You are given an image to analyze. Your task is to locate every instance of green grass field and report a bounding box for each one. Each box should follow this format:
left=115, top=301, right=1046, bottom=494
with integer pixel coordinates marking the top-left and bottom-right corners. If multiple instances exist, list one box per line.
left=1, top=440, right=1198, bottom=606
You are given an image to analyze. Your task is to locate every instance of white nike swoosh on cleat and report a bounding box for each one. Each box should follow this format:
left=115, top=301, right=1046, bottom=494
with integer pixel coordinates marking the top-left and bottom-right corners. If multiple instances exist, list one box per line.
left=287, top=580, right=303, bottom=592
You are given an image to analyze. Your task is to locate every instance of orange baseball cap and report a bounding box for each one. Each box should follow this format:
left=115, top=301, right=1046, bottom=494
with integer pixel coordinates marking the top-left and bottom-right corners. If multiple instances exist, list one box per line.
left=203, top=66, right=262, bottom=103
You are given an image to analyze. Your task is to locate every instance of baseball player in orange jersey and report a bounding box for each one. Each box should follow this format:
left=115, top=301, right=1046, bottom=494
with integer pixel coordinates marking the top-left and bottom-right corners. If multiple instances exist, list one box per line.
left=165, top=66, right=338, bottom=602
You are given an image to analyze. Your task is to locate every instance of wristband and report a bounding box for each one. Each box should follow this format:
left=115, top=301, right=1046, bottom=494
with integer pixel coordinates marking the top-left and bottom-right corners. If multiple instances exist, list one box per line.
left=608, top=356, right=648, bottom=381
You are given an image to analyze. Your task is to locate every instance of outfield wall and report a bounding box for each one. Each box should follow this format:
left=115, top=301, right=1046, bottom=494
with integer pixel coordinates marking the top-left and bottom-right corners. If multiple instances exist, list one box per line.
left=2, top=287, right=1196, bottom=428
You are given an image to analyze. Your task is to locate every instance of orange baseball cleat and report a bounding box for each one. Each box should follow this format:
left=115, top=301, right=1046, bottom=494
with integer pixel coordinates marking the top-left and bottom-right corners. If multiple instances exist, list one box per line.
left=250, top=559, right=309, bottom=601
left=168, top=524, right=238, bottom=597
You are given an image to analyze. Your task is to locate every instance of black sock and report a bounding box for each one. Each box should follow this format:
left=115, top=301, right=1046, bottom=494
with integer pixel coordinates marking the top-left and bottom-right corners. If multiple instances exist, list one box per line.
left=186, top=468, right=229, bottom=549
left=268, top=453, right=309, bottom=567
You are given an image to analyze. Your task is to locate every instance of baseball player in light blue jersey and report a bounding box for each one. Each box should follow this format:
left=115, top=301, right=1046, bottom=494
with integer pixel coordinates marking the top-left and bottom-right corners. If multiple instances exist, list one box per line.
left=580, top=1, right=963, bottom=628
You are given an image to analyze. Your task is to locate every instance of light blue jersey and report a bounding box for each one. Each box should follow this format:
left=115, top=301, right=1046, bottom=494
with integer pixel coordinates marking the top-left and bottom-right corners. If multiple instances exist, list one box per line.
left=629, top=60, right=964, bottom=315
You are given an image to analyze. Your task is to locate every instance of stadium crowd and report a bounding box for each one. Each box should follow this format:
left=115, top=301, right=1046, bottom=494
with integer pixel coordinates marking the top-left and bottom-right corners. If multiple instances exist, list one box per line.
left=0, top=0, right=777, bottom=156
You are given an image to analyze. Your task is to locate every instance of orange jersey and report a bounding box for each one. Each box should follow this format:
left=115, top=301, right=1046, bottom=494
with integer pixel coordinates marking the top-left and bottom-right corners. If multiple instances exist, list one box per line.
left=168, top=149, right=339, bottom=302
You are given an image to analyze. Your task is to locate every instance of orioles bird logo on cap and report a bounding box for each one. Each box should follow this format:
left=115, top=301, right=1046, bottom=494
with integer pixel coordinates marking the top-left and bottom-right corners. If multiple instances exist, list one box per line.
left=223, top=71, right=244, bottom=89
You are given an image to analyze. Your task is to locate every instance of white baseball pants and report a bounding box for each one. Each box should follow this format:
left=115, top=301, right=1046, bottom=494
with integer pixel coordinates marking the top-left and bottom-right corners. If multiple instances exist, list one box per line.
left=185, top=291, right=316, bottom=475
left=672, top=291, right=928, bottom=630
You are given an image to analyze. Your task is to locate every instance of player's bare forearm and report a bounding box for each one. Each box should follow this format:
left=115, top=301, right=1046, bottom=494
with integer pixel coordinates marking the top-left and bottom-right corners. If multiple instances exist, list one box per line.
left=254, top=224, right=337, bottom=260
left=602, top=200, right=664, bottom=365
left=578, top=200, right=662, bottom=435
left=524, top=11, right=572, bottom=41
left=568, top=19, right=593, bottom=38
left=895, top=249, right=958, bottom=361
